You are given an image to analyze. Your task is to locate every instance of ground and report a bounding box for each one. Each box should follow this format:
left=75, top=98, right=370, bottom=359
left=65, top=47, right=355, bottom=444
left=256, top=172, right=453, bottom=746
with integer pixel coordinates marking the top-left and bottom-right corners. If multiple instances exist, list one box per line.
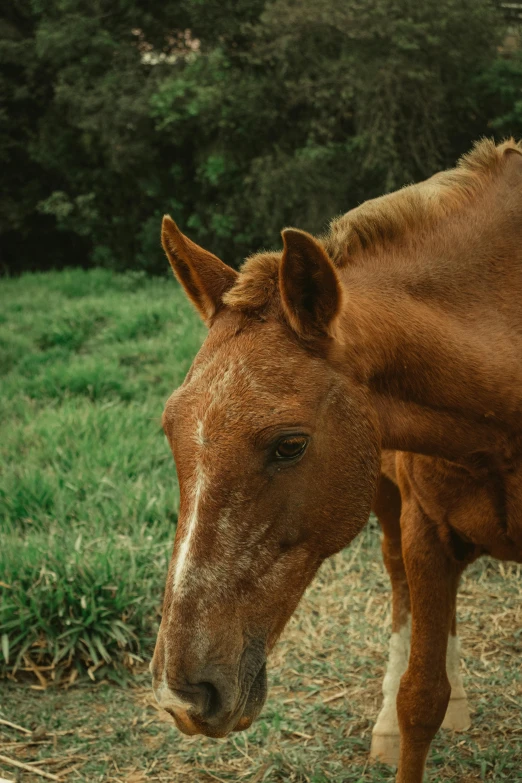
left=2, top=530, right=522, bottom=782
left=1, top=271, right=521, bottom=782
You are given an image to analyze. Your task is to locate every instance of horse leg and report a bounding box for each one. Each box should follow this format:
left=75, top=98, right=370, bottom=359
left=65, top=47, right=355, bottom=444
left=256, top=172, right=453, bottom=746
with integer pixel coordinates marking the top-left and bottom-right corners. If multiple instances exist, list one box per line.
left=395, top=491, right=462, bottom=783
left=370, top=472, right=410, bottom=765
left=441, top=612, right=471, bottom=731
left=370, top=463, right=470, bottom=766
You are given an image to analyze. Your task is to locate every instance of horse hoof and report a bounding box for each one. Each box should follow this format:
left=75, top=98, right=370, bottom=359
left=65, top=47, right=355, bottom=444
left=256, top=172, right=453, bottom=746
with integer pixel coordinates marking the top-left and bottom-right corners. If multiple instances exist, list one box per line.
left=370, top=733, right=400, bottom=766
left=442, top=697, right=471, bottom=731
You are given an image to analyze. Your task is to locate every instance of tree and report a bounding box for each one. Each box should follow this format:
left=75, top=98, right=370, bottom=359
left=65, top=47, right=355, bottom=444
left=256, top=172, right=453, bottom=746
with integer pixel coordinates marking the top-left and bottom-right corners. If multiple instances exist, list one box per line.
left=151, top=0, right=506, bottom=265
left=0, top=0, right=188, bottom=272
left=0, top=0, right=518, bottom=273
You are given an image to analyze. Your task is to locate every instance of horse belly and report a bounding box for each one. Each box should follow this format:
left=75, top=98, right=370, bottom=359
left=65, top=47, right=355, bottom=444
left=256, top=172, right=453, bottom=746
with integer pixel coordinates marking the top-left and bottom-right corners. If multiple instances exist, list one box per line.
left=445, top=464, right=522, bottom=563
left=404, top=454, right=522, bottom=563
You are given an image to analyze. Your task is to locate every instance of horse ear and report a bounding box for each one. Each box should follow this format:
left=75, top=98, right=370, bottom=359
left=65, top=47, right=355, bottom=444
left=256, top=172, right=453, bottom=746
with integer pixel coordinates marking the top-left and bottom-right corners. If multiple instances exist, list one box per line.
left=161, top=216, right=238, bottom=325
left=279, top=228, right=342, bottom=338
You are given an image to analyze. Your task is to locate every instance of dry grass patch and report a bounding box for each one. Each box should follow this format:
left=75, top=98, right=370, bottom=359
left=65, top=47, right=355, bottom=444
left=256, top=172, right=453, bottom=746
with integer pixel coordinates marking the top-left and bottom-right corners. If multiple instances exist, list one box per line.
left=2, top=521, right=521, bottom=782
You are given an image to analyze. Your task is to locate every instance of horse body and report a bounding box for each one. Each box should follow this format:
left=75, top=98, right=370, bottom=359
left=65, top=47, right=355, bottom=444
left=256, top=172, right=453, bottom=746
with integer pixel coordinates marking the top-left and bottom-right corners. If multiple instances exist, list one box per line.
left=326, top=140, right=522, bottom=770
left=330, top=140, right=522, bottom=558
left=151, top=139, right=522, bottom=782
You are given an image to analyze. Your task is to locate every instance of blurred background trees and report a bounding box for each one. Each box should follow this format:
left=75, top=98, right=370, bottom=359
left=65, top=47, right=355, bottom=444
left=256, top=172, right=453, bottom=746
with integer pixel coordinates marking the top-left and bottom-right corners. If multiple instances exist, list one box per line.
left=1, top=0, right=521, bottom=274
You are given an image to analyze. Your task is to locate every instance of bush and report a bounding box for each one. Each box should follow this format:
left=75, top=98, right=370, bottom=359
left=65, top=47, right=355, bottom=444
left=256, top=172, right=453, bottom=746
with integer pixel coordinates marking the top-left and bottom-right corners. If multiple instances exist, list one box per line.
left=0, top=530, right=169, bottom=680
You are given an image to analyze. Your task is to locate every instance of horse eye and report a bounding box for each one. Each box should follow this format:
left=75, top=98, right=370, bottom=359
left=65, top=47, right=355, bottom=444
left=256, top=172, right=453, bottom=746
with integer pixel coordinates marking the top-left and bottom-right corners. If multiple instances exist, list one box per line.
left=274, top=436, right=308, bottom=460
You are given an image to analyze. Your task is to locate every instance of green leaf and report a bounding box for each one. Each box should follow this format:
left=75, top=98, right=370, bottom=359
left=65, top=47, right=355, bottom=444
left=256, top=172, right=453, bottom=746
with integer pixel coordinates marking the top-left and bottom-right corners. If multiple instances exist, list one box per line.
left=1, top=633, right=9, bottom=664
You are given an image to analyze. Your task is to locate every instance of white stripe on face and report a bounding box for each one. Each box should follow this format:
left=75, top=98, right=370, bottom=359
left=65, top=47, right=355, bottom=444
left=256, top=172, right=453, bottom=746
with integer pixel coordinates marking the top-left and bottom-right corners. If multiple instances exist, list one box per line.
left=169, top=359, right=267, bottom=599
left=172, top=462, right=206, bottom=594
left=195, top=419, right=206, bottom=447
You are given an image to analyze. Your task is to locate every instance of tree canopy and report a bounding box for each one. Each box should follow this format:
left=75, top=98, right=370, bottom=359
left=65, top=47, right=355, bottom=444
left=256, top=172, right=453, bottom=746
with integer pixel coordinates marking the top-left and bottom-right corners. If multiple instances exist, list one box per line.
left=1, top=0, right=521, bottom=273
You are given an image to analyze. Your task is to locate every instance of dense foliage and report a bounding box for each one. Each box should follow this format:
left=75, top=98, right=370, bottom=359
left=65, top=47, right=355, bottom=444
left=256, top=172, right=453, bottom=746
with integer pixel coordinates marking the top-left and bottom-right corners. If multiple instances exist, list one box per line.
left=1, top=0, right=521, bottom=273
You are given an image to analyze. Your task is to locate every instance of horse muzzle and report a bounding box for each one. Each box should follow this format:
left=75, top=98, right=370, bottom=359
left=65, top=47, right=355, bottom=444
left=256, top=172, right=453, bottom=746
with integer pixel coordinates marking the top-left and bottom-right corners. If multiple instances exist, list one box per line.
left=151, top=643, right=268, bottom=738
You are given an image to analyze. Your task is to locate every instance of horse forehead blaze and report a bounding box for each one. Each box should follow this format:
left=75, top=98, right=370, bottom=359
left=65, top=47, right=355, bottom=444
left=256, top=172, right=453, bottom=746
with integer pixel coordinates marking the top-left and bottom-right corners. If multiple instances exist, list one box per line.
left=163, top=319, right=328, bottom=444
left=159, top=318, right=350, bottom=613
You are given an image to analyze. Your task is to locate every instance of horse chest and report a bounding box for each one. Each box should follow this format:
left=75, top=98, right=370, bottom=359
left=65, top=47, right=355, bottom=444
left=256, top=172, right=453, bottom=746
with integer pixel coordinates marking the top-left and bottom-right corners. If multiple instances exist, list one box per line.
left=402, top=454, right=522, bottom=563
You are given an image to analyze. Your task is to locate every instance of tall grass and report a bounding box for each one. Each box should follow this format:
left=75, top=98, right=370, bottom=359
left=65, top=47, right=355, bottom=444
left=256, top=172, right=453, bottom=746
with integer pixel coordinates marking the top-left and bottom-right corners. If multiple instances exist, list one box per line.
left=0, top=268, right=205, bottom=677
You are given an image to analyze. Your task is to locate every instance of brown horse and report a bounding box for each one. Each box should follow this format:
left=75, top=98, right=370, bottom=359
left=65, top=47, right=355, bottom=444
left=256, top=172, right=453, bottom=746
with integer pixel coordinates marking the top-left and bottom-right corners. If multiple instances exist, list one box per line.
left=150, top=139, right=522, bottom=782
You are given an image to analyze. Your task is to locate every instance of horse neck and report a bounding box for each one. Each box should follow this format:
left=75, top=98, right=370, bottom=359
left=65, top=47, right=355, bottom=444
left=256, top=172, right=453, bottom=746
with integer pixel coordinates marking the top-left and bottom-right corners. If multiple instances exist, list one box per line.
left=337, top=253, right=522, bottom=468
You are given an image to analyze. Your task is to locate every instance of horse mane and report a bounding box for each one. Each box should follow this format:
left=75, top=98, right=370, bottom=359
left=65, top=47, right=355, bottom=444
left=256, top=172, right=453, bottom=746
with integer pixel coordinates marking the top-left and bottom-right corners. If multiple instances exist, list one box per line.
left=224, top=138, right=522, bottom=313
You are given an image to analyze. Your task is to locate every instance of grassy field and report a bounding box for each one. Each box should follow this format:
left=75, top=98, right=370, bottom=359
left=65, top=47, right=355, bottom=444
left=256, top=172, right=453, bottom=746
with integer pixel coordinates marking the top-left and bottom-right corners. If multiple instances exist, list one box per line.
left=0, top=269, right=206, bottom=678
left=1, top=270, right=522, bottom=782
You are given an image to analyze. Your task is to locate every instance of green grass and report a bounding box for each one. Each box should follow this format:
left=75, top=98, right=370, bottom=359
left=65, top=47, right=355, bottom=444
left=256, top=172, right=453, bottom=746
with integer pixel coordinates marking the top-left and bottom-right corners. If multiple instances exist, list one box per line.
left=0, top=268, right=206, bottom=675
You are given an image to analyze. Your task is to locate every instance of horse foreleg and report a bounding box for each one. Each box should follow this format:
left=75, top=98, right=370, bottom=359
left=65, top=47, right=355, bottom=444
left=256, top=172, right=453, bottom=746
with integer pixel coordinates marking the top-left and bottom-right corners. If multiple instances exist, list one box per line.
left=372, top=612, right=470, bottom=766
left=441, top=614, right=471, bottom=731
left=370, top=472, right=409, bottom=766
left=395, top=488, right=460, bottom=783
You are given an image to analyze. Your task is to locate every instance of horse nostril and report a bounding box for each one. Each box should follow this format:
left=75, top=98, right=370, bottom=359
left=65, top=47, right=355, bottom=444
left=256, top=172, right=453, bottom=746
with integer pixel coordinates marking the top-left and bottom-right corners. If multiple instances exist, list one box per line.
left=170, top=680, right=223, bottom=721
left=199, top=681, right=222, bottom=719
